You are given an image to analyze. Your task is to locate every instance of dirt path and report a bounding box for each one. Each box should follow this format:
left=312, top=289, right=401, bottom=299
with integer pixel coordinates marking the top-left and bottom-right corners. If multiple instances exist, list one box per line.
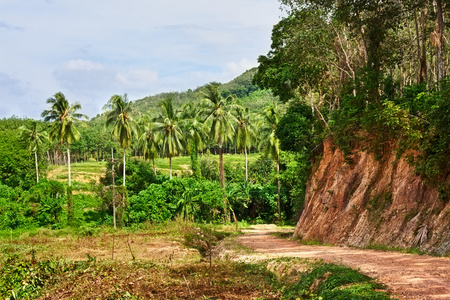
left=234, top=225, right=450, bottom=300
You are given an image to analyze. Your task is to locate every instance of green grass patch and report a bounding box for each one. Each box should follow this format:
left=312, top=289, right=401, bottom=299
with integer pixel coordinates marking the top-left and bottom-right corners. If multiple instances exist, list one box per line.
left=272, top=258, right=395, bottom=299
left=365, top=244, right=428, bottom=256
left=152, top=152, right=261, bottom=176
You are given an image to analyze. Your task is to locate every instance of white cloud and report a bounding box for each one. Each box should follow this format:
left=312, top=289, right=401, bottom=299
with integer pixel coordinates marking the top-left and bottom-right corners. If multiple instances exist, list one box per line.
left=54, top=59, right=159, bottom=95
left=61, top=59, right=103, bottom=72
left=53, top=60, right=115, bottom=93
left=116, top=69, right=158, bottom=90
left=224, top=58, right=257, bottom=77
left=0, top=0, right=283, bottom=118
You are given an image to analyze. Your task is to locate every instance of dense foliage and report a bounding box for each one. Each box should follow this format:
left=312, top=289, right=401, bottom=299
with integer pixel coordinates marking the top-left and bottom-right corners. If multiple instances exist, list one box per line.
left=254, top=0, right=449, bottom=194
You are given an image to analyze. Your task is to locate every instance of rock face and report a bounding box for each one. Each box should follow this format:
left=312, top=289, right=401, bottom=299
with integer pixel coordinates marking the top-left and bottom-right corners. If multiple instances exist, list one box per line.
left=294, top=138, right=450, bottom=255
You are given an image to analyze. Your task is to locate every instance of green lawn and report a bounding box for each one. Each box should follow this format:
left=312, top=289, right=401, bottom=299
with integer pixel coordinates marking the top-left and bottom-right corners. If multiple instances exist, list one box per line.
left=154, top=152, right=261, bottom=176
left=47, top=152, right=264, bottom=182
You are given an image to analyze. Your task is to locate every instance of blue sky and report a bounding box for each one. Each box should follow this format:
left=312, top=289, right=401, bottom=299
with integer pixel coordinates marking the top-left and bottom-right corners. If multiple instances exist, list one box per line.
left=0, top=0, right=284, bottom=119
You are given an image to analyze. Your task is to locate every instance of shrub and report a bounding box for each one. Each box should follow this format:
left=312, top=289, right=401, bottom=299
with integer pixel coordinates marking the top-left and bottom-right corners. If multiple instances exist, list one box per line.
left=126, top=177, right=225, bottom=224
left=200, top=155, right=219, bottom=181
left=248, top=156, right=274, bottom=185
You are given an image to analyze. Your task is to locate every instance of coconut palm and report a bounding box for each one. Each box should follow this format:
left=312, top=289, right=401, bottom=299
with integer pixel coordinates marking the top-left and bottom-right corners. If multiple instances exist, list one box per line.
left=19, top=121, right=48, bottom=183
left=104, top=94, right=137, bottom=187
left=138, top=115, right=159, bottom=175
left=259, top=102, right=282, bottom=221
left=200, top=82, right=238, bottom=188
left=179, top=101, right=205, bottom=178
left=235, top=106, right=257, bottom=181
left=41, top=92, right=87, bottom=186
left=154, top=98, right=184, bottom=179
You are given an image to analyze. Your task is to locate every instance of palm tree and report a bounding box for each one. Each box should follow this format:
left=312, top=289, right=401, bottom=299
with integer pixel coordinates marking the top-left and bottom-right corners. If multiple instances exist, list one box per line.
left=104, top=94, right=137, bottom=187
left=179, top=101, right=204, bottom=179
left=235, top=106, right=256, bottom=181
left=19, top=121, right=48, bottom=183
left=259, top=102, right=282, bottom=222
left=41, top=92, right=87, bottom=186
left=200, top=82, right=238, bottom=188
left=138, top=115, right=159, bottom=175
left=154, top=98, right=184, bottom=179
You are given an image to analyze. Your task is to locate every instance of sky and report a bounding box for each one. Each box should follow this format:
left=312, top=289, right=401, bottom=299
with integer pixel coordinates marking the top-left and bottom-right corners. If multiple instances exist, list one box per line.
left=0, top=0, right=284, bottom=119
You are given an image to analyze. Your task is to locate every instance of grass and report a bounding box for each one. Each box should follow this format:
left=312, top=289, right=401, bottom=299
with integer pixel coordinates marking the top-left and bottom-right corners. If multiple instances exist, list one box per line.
left=47, top=153, right=262, bottom=183
left=364, top=243, right=428, bottom=256
left=272, top=257, right=395, bottom=300
left=47, top=161, right=107, bottom=185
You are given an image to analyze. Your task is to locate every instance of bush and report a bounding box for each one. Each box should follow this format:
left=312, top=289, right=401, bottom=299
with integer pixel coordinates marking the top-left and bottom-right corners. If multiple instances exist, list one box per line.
left=224, top=163, right=245, bottom=183
left=126, top=177, right=225, bottom=224
left=227, top=181, right=288, bottom=223
left=0, top=180, right=70, bottom=230
left=127, top=184, right=173, bottom=223
left=100, top=159, right=159, bottom=196
left=248, top=156, right=274, bottom=185
left=200, top=154, right=219, bottom=181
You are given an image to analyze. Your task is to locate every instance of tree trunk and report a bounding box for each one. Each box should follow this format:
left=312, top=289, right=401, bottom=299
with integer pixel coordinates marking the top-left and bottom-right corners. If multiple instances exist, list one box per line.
left=420, top=5, right=428, bottom=84
left=35, top=151, right=39, bottom=183
left=112, top=148, right=116, bottom=230
left=67, top=144, right=71, bottom=186
left=414, top=9, right=422, bottom=83
left=67, top=186, right=73, bottom=225
left=277, top=159, right=281, bottom=222
left=435, top=0, right=444, bottom=85
left=219, top=140, right=224, bottom=188
left=113, top=163, right=116, bottom=230
left=218, top=139, right=229, bottom=222
left=169, top=156, right=173, bottom=179
left=123, top=149, right=126, bottom=187
left=153, top=158, right=156, bottom=176
left=245, top=147, right=248, bottom=181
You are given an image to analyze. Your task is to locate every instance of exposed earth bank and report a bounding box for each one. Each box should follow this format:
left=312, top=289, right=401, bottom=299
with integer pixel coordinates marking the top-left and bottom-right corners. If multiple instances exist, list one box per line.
left=294, top=137, right=449, bottom=255
left=234, top=225, right=450, bottom=300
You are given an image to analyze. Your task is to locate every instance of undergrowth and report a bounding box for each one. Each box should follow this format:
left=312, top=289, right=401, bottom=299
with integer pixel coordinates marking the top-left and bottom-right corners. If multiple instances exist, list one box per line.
left=0, top=254, right=280, bottom=300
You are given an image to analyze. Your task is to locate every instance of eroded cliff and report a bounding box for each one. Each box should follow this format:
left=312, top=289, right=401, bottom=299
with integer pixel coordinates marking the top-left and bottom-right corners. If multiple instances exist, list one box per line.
left=294, top=138, right=450, bottom=255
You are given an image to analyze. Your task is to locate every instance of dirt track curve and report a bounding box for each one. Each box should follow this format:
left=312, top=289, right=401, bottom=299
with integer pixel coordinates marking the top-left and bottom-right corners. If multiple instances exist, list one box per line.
left=234, top=225, right=450, bottom=300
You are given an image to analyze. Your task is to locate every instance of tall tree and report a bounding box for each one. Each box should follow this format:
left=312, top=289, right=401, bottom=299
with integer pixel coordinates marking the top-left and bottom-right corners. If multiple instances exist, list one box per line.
left=235, top=106, right=257, bottom=181
left=433, top=0, right=444, bottom=85
left=104, top=94, right=137, bottom=187
left=253, top=9, right=335, bottom=103
left=138, top=115, right=159, bottom=175
left=260, top=102, right=282, bottom=221
left=19, top=121, right=48, bottom=183
left=42, top=92, right=87, bottom=186
left=200, top=82, right=238, bottom=188
left=179, top=101, right=204, bottom=179
left=154, top=98, right=184, bottom=179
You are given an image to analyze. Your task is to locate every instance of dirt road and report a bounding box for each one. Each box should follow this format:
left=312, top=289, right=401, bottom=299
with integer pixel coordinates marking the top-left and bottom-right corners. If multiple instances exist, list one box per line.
left=234, top=225, right=450, bottom=300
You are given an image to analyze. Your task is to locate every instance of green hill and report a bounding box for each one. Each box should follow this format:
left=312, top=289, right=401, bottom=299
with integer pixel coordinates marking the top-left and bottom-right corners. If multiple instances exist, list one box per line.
left=129, top=68, right=277, bottom=116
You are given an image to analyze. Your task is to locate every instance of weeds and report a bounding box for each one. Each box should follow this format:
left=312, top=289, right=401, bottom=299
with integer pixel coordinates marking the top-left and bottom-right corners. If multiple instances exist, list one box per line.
left=365, top=244, right=428, bottom=256
left=0, top=254, right=280, bottom=299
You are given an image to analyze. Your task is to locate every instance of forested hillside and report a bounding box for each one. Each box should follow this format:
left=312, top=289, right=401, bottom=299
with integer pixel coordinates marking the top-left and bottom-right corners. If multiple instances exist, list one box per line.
left=253, top=0, right=449, bottom=253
